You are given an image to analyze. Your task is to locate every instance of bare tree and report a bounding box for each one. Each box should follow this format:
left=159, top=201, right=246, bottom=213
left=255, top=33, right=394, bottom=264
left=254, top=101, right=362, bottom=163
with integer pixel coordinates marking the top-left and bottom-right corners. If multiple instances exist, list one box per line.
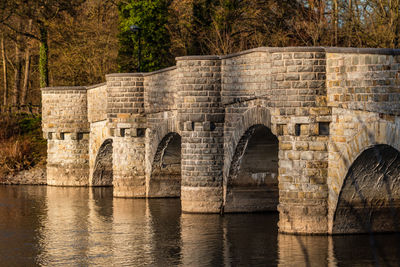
left=1, top=33, right=8, bottom=106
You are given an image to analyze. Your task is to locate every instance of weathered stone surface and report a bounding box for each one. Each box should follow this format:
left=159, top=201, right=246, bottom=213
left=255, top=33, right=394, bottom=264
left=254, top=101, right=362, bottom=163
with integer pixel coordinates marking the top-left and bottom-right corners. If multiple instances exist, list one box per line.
left=42, top=47, right=400, bottom=235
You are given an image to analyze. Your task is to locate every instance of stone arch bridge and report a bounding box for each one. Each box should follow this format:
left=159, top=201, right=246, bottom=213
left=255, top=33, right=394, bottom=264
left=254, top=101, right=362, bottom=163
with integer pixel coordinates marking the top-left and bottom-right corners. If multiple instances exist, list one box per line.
left=42, top=47, right=400, bottom=235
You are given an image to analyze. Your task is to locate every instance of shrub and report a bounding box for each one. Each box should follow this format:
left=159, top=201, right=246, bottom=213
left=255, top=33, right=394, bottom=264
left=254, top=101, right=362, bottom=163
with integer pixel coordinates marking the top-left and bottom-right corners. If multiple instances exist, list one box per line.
left=0, top=113, right=46, bottom=176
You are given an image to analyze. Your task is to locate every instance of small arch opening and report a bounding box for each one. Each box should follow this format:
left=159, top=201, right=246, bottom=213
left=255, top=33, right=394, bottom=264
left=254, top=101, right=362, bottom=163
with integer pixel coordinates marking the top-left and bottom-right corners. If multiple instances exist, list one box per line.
left=149, top=133, right=181, bottom=197
left=92, top=139, right=113, bottom=186
left=333, top=144, right=400, bottom=234
left=225, top=125, right=279, bottom=212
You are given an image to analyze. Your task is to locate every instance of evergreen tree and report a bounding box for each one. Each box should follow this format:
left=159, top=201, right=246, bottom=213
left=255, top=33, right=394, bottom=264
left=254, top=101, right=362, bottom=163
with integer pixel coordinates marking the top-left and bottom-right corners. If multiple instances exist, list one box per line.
left=117, top=0, right=173, bottom=72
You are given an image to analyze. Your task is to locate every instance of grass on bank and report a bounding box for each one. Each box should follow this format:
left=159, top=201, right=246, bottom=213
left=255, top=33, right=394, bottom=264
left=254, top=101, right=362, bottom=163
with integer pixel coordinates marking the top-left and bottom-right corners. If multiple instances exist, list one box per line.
left=0, top=113, right=47, bottom=178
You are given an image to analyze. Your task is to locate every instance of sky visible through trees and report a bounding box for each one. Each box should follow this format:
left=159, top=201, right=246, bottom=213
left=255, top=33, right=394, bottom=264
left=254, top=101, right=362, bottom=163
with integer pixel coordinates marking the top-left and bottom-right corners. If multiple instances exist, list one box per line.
left=0, top=0, right=399, bottom=107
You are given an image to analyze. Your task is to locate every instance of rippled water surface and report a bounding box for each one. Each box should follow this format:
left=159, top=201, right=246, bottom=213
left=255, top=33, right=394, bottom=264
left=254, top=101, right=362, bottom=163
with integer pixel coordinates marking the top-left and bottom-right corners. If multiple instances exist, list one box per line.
left=1, top=185, right=400, bottom=266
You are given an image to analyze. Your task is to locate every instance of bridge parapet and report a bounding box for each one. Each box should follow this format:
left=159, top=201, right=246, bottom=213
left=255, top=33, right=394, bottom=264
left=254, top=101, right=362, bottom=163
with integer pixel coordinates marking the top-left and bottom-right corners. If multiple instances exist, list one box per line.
left=326, top=48, right=400, bottom=115
left=144, top=66, right=178, bottom=114
left=87, top=83, right=107, bottom=123
left=42, top=86, right=89, bottom=135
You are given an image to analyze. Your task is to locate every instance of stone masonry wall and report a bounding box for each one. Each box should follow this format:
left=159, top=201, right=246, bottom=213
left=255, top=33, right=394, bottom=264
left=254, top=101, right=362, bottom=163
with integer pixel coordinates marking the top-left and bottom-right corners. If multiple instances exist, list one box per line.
left=327, top=51, right=400, bottom=115
left=143, top=68, right=180, bottom=197
left=326, top=50, right=400, bottom=233
left=144, top=67, right=178, bottom=113
left=177, top=56, right=225, bottom=213
left=106, top=73, right=147, bottom=197
left=87, top=83, right=107, bottom=123
left=221, top=49, right=272, bottom=104
left=42, top=87, right=90, bottom=186
left=42, top=87, right=89, bottom=134
left=223, top=48, right=330, bottom=233
left=270, top=49, right=330, bottom=234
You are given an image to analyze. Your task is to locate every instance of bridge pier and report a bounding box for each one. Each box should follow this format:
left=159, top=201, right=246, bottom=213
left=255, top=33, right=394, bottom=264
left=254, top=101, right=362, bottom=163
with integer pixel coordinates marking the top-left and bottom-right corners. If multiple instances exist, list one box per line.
left=42, top=87, right=90, bottom=186
left=178, top=57, right=225, bottom=213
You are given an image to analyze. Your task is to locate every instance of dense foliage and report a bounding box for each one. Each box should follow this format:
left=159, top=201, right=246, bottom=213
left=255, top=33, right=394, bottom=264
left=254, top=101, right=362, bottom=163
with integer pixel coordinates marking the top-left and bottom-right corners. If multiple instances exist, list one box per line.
left=118, top=0, right=173, bottom=72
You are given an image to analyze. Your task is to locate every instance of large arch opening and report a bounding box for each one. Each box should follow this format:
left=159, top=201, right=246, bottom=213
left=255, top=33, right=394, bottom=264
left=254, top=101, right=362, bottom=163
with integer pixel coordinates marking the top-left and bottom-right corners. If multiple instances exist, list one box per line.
left=149, top=132, right=181, bottom=198
left=333, top=144, right=400, bottom=234
left=92, top=139, right=113, bottom=186
left=225, top=124, right=279, bottom=212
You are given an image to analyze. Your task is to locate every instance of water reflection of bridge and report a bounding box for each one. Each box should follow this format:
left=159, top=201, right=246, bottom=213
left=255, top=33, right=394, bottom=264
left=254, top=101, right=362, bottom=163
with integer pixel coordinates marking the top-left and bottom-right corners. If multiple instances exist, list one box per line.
left=2, top=186, right=399, bottom=266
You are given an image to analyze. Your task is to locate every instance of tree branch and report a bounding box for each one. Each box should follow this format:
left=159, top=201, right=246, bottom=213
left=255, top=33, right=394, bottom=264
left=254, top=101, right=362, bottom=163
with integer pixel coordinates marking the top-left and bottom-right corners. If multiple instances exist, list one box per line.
left=1, top=22, right=39, bottom=41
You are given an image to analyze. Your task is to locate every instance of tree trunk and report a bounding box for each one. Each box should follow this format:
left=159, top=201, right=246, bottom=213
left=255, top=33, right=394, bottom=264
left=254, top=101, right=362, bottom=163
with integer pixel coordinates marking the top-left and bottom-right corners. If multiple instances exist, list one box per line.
left=39, top=24, right=49, bottom=88
left=21, top=20, right=32, bottom=106
left=1, top=33, right=7, bottom=107
left=13, top=21, right=23, bottom=107
left=333, top=0, right=338, bottom=46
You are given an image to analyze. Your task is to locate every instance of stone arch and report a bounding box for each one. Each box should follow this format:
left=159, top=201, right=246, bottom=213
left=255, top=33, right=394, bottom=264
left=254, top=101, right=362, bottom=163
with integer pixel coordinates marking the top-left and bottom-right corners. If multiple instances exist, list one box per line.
left=225, top=124, right=279, bottom=212
left=328, top=114, right=400, bottom=233
left=224, top=106, right=274, bottom=207
left=92, top=138, right=113, bottom=186
left=148, top=132, right=182, bottom=197
left=145, top=114, right=180, bottom=175
left=224, top=105, right=279, bottom=212
left=332, top=144, right=400, bottom=234
left=224, top=106, right=272, bottom=180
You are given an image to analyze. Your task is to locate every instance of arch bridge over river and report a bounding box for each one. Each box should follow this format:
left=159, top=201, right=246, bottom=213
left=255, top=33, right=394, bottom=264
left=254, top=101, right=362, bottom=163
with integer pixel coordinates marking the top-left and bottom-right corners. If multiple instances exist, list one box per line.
left=42, top=47, right=400, bottom=235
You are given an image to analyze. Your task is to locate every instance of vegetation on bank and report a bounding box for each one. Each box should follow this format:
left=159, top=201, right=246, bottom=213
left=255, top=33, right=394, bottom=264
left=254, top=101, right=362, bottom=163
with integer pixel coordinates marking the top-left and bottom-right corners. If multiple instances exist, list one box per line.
left=0, top=113, right=46, bottom=178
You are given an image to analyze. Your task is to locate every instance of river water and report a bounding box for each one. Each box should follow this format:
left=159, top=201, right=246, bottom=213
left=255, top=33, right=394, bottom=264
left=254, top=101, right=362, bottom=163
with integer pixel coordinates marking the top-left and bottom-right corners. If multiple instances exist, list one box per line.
left=0, top=186, right=399, bottom=266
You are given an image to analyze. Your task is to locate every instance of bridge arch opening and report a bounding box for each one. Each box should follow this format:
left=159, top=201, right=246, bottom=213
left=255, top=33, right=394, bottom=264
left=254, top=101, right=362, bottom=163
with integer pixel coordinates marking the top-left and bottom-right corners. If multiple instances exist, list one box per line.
left=333, top=144, right=400, bottom=234
left=92, top=139, right=113, bottom=186
left=225, top=124, right=279, bottom=212
left=149, top=132, right=182, bottom=197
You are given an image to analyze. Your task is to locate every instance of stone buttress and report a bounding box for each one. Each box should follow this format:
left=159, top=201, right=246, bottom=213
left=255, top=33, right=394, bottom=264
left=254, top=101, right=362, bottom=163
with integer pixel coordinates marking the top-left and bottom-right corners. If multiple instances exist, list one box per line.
left=106, top=73, right=147, bottom=197
left=177, top=56, right=225, bottom=213
left=42, top=86, right=90, bottom=186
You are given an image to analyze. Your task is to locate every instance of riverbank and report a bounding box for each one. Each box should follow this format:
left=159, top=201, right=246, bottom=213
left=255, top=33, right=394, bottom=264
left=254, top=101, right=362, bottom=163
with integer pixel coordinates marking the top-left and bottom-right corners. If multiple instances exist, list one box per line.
left=0, top=113, right=47, bottom=185
left=0, top=165, right=46, bottom=185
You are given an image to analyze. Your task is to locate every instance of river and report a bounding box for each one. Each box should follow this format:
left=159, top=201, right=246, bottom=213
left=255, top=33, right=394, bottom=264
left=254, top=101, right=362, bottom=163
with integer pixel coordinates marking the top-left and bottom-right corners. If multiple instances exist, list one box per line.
left=0, top=186, right=399, bottom=266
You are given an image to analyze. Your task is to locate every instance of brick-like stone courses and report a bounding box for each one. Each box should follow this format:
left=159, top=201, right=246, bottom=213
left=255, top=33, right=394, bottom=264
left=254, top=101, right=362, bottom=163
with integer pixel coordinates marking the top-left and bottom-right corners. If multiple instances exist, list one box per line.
left=106, top=74, right=147, bottom=197
left=144, top=67, right=178, bottom=113
left=327, top=108, right=400, bottom=233
left=42, top=87, right=89, bottom=133
left=270, top=51, right=326, bottom=111
left=177, top=57, right=224, bottom=213
left=46, top=132, right=89, bottom=186
left=221, top=50, right=271, bottom=104
left=106, top=74, right=145, bottom=120
left=222, top=50, right=330, bottom=233
left=326, top=51, right=400, bottom=233
left=144, top=68, right=180, bottom=193
left=87, top=83, right=107, bottom=123
left=269, top=51, right=330, bottom=234
left=42, top=87, right=90, bottom=186
left=327, top=53, right=400, bottom=115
